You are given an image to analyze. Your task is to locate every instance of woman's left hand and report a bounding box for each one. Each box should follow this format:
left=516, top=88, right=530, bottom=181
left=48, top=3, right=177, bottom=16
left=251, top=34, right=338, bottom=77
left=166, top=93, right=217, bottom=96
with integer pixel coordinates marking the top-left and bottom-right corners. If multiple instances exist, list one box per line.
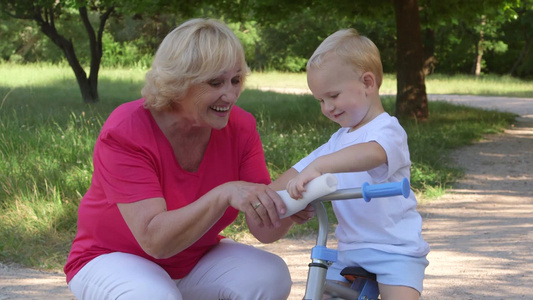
left=219, top=181, right=286, bottom=229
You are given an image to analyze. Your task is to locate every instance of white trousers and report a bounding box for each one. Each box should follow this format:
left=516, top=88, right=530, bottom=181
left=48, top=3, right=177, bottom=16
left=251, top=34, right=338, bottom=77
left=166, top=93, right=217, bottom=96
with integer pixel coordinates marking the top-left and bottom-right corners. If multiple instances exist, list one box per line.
left=68, top=239, right=292, bottom=300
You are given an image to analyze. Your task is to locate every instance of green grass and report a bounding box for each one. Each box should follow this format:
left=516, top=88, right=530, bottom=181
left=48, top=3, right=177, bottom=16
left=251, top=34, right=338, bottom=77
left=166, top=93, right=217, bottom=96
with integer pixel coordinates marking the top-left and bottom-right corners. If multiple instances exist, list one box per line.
left=246, top=72, right=399, bottom=94
left=246, top=71, right=533, bottom=97
left=0, top=63, right=522, bottom=270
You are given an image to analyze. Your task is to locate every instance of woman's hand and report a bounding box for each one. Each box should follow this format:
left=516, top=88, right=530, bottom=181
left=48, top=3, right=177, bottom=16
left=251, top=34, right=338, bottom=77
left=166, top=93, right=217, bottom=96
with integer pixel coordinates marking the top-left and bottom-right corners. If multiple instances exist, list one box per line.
left=219, top=181, right=286, bottom=229
left=289, top=204, right=316, bottom=224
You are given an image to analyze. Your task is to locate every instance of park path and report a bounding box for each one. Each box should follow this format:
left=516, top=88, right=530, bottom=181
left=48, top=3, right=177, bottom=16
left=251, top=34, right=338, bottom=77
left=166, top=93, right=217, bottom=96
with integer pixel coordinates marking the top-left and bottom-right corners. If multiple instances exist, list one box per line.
left=417, top=113, right=532, bottom=299
left=0, top=94, right=532, bottom=300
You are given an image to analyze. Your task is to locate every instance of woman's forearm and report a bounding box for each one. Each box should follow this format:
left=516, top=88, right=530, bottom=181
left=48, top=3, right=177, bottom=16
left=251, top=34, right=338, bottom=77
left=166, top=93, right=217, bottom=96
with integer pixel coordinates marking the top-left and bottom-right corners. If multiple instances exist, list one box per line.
left=118, top=188, right=229, bottom=259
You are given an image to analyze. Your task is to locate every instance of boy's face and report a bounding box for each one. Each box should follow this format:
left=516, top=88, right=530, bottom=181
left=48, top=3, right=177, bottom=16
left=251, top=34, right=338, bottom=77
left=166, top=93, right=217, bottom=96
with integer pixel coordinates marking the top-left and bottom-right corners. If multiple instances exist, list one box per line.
left=307, top=54, right=378, bottom=131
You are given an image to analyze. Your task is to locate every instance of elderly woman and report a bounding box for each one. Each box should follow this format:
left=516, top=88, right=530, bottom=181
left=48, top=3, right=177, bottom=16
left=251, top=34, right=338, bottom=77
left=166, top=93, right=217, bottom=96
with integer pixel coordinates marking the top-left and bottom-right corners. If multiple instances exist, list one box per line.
left=64, top=18, right=313, bottom=300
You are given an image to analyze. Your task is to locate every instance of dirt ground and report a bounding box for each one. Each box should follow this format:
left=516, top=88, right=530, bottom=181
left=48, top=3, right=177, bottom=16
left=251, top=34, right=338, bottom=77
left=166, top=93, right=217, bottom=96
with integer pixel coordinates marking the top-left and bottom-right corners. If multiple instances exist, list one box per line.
left=0, top=95, right=531, bottom=300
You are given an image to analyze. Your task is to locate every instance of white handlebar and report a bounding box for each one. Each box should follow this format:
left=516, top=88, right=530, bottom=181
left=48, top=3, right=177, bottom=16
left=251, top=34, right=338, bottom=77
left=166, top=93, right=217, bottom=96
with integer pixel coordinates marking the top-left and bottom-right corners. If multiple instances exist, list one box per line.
left=278, top=174, right=411, bottom=219
left=278, top=173, right=338, bottom=218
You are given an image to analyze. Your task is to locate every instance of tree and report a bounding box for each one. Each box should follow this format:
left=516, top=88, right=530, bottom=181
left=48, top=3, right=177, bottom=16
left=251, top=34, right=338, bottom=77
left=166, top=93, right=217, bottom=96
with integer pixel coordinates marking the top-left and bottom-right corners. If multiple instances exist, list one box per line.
left=506, top=0, right=533, bottom=76
left=0, top=0, right=205, bottom=103
left=249, top=0, right=430, bottom=120
left=393, top=0, right=429, bottom=120
left=1, top=1, right=115, bottom=103
left=417, top=0, right=529, bottom=77
left=468, top=5, right=507, bottom=77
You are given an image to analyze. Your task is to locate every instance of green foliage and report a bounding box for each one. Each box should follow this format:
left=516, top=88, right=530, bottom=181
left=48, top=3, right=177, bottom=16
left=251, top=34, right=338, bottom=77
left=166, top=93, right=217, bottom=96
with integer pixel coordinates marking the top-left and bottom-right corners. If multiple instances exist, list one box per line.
left=485, top=1, right=533, bottom=77
left=103, top=13, right=189, bottom=68
left=2, top=0, right=532, bottom=77
left=101, top=31, right=153, bottom=68
left=0, top=17, right=64, bottom=63
left=238, top=91, right=336, bottom=178
left=227, top=21, right=262, bottom=68
left=246, top=8, right=359, bottom=72
left=420, top=0, right=533, bottom=77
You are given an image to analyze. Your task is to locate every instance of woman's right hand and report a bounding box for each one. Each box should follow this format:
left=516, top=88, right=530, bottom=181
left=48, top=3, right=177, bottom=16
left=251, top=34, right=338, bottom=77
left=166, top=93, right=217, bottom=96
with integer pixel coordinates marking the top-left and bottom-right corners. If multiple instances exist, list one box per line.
left=219, top=181, right=287, bottom=229
left=289, top=204, right=316, bottom=224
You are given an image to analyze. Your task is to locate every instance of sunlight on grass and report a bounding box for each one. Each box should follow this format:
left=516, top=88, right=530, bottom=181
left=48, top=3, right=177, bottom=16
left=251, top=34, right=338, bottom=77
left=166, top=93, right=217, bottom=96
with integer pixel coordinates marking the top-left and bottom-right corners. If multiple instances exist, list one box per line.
left=425, top=74, right=533, bottom=97
left=246, top=72, right=398, bottom=94
left=246, top=71, right=309, bottom=90
left=246, top=70, right=532, bottom=98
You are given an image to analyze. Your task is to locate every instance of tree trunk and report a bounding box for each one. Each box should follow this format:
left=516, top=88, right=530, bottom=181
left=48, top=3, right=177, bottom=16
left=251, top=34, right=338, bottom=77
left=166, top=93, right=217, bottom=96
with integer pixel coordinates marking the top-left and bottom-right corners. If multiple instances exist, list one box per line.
left=474, top=43, right=483, bottom=77
left=32, top=7, right=99, bottom=103
left=423, top=28, right=437, bottom=76
left=510, top=39, right=531, bottom=76
left=472, top=16, right=486, bottom=77
left=509, top=24, right=531, bottom=76
left=30, top=5, right=113, bottom=103
left=393, top=0, right=429, bottom=121
left=474, top=17, right=486, bottom=77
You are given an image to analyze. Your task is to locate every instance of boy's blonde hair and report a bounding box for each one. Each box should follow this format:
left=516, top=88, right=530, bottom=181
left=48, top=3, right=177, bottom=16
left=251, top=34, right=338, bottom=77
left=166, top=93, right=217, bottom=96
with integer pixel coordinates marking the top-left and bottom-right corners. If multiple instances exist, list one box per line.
left=142, top=18, right=248, bottom=111
left=307, top=28, right=383, bottom=88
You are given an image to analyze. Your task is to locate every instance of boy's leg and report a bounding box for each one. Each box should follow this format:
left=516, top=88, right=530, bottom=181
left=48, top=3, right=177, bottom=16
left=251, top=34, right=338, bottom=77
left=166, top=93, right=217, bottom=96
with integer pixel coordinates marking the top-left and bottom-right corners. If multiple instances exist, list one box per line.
left=378, top=283, right=420, bottom=300
left=177, top=238, right=292, bottom=300
left=378, top=284, right=420, bottom=300
left=68, top=252, right=182, bottom=300
left=330, top=248, right=428, bottom=297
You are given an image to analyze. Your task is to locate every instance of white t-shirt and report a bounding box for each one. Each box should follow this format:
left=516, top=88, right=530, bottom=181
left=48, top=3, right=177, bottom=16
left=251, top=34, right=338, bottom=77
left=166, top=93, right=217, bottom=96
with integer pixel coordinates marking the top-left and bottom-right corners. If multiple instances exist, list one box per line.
left=293, top=113, right=430, bottom=257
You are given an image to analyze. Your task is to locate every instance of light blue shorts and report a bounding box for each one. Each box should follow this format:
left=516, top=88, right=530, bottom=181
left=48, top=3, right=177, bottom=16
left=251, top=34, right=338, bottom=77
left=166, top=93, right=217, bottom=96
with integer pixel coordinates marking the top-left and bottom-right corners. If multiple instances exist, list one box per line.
left=326, top=248, right=429, bottom=294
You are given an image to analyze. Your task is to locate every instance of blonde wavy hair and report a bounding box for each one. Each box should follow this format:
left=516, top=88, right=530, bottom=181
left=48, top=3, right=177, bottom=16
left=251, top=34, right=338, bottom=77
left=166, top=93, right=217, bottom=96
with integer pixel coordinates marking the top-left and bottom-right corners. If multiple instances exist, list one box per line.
left=307, top=28, right=383, bottom=88
left=142, top=18, right=248, bottom=111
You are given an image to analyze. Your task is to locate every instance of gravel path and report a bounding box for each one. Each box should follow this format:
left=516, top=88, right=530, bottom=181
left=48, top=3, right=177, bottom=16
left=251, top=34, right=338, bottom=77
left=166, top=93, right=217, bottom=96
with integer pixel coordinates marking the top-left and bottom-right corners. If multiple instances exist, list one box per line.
left=1, top=94, right=531, bottom=300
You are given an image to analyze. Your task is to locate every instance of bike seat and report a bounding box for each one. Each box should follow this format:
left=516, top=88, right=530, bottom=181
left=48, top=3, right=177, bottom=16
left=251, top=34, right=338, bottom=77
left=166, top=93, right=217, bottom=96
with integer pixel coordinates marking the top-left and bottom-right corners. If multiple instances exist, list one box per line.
left=340, top=266, right=377, bottom=282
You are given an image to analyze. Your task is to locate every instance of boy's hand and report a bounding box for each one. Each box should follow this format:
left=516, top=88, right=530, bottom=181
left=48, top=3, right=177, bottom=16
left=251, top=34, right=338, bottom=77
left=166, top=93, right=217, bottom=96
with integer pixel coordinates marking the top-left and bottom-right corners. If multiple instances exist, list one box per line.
left=286, top=166, right=322, bottom=199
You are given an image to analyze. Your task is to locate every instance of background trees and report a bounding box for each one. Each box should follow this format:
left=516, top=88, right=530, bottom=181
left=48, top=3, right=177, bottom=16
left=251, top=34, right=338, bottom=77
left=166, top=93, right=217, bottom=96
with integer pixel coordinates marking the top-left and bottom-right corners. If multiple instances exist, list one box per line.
left=1, top=0, right=531, bottom=115
left=0, top=0, right=201, bottom=103
left=1, top=0, right=116, bottom=103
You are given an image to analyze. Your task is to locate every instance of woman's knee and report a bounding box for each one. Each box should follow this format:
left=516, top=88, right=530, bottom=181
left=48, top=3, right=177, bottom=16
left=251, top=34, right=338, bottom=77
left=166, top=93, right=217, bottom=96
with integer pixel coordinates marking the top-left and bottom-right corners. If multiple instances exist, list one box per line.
left=70, top=274, right=182, bottom=300
left=116, top=279, right=182, bottom=300
left=259, top=252, right=291, bottom=282
left=69, top=252, right=182, bottom=300
left=244, top=251, right=292, bottom=297
left=208, top=241, right=292, bottom=298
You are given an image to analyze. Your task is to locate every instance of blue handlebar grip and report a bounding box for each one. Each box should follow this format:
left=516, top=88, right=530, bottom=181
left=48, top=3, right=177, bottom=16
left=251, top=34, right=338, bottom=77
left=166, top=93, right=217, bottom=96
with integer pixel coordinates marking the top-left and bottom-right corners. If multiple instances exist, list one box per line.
left=361, top=178, right=410, bottom=202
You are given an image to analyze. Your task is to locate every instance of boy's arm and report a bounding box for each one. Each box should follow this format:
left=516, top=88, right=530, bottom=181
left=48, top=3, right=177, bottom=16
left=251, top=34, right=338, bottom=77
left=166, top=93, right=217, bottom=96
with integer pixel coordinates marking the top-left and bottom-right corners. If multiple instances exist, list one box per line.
left=287, top=141, right=386, bottom=198
left=312, top=141, right=386, bottom=173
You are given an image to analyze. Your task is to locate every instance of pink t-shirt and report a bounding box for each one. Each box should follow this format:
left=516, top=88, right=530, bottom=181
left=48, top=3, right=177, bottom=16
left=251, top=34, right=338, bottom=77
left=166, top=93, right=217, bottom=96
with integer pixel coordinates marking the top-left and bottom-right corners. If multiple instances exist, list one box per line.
left=64, top=99, right=270, bottom=282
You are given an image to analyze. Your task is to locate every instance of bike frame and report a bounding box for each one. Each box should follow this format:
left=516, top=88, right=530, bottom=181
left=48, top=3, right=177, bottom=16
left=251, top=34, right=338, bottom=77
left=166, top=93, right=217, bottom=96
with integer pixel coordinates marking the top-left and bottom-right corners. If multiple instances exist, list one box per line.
left=302, top=179, right=410, bottom=300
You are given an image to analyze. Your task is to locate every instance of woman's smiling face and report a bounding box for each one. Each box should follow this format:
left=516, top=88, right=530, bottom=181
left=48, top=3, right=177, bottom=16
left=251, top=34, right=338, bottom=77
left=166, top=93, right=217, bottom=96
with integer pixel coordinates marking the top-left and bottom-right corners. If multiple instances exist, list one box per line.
left=178, top=62, right=244, bottom=130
